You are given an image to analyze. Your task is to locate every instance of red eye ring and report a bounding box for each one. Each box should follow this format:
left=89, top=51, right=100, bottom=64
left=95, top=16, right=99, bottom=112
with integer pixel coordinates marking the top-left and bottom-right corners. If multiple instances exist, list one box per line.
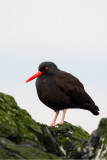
left=45, top=67, right=48, bottom=69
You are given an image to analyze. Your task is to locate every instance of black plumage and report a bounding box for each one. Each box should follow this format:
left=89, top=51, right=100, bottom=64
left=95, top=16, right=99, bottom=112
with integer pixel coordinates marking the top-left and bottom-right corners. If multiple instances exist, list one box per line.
left=26, top=61, right=99, bottom=126
left=36, top=61, right=99, bottom=115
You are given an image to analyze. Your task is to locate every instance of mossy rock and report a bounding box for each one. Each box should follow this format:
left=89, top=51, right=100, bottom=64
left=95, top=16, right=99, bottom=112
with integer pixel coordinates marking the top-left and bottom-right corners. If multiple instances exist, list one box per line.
left=0, top=92, right=41, bottom=142
left=0, top=92, right=61, bottom=159
left=48, top=122, right=89, bottom=159
left=0, top=92, right=106, bottom=159
left=0, top=138, right=60, bottom=159
left=0, top=92, right=90, bottom=159
left=82, top=118, right=107, bottom=159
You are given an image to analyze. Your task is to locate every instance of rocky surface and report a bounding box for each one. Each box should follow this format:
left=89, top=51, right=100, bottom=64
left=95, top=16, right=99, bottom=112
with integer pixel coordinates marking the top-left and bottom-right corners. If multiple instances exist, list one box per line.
left=82, top=118, right=107, bottom=159
left=0, top=92, right=106, bottom=159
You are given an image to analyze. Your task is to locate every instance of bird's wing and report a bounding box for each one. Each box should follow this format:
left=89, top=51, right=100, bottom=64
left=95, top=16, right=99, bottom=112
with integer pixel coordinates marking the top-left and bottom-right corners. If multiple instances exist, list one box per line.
left=54, top=70, right=95, bottom=105
left=57, top=70, right=84, bottom=89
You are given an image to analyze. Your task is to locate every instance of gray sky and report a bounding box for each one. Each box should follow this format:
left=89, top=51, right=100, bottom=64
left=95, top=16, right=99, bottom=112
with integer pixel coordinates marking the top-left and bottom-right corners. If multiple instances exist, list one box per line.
left=0, top=0, right=107, bottom=133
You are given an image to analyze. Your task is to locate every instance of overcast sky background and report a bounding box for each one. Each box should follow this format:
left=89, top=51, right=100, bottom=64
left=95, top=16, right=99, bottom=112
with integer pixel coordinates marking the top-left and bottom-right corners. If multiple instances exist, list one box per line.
left=0, top=0, right=107, bottom=133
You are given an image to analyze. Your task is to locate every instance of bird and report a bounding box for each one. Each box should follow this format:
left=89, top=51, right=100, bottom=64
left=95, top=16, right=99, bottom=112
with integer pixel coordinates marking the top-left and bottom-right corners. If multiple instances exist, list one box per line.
left=26, top=61, right=99, bottom=126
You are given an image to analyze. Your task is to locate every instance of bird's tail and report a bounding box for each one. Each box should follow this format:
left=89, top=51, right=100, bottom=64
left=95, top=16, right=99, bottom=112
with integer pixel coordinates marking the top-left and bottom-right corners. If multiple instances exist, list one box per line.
left=81, top=104, right=99, bottom=115
left=70, top=103, right=99, bottom=115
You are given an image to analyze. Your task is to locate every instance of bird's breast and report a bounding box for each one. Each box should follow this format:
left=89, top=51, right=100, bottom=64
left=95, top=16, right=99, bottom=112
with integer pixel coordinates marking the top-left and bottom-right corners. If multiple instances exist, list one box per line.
left=36, top=76, right=53, bottom=98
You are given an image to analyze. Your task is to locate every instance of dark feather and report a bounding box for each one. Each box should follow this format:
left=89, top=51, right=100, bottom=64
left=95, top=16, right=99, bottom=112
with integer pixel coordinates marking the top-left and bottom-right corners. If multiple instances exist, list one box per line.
left=53, top=70, right=99, bottom=115
left=36, top=62, right=99, bottom=115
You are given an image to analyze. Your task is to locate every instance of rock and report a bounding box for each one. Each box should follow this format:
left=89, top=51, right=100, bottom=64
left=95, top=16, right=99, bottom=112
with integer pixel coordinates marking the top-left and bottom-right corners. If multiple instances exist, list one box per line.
left=82, top=118, right=107, bottom=159
left=0, top=92, right=60, bottom=159
left=48, top=122, right=89, bottom=159
left=0, top=92, right=106, bottom=159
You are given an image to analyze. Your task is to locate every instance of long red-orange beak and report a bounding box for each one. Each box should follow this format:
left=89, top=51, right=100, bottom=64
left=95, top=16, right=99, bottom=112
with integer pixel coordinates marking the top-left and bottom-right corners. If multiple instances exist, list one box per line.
left=25, top=71, right=42, bottom=83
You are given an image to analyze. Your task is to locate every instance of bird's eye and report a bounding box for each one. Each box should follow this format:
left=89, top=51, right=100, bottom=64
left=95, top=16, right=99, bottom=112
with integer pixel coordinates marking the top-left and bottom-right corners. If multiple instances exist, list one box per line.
left=45, top=67, right=48, bottom=69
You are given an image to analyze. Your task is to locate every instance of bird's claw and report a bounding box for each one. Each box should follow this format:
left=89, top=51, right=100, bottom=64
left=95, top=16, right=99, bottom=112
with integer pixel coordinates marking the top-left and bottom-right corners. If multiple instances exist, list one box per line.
left=50, top=122, right=55, bottom=126
left=59, top=121, right=64, bottom=124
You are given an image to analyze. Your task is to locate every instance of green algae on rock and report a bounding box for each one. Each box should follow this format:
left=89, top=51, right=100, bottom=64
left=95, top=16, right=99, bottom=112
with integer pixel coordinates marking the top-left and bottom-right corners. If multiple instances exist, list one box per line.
left=0, top=92, right=89, bottom=159
left=0, top=92, right=41, bottom=142
left=49, top=122, right=89, bottom=159
left=0, top=92, right=106, bottom=159
left=0, top=92, right=60, bottom=159
left=82, top=118, right=107, bottom=159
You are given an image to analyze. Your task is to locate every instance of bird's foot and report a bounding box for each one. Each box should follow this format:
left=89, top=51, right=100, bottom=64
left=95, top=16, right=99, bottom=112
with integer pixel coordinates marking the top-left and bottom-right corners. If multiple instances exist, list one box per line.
left=59, top=121, right=64, bottom=125
left=50, top=122, right=55, bottom=126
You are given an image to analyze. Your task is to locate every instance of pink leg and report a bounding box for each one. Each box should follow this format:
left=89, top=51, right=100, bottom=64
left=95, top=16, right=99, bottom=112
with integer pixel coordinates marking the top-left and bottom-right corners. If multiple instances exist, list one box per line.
left=59, top=109, right=67, bottom=124
left=50, top=110, right=60, bottom=126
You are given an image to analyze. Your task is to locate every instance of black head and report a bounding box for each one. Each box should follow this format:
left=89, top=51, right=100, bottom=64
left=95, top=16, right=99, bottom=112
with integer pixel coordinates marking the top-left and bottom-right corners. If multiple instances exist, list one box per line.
left=26, top=61, right=58, bottom=83
left=38, top=61, right=58, bottom=75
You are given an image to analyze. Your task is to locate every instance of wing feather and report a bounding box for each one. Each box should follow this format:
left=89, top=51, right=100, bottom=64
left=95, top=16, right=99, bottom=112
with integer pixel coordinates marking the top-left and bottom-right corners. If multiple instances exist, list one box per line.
left=55, top=70, right=95, bottom=105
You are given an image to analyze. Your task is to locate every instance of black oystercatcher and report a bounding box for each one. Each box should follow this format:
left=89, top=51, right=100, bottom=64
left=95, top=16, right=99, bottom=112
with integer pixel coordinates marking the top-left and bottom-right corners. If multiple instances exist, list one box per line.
left=26, top=61, right=99, bottom=126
